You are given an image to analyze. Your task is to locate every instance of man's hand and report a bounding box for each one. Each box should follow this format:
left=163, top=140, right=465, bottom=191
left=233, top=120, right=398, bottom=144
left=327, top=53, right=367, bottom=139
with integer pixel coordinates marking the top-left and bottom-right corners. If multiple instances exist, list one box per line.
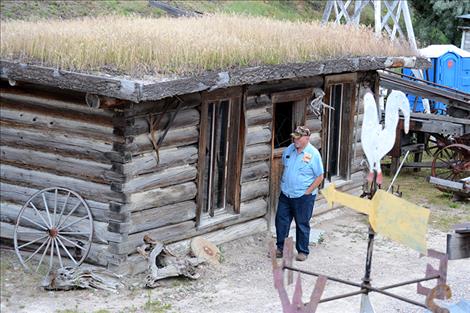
left=305, top=174, right=324, bottom=195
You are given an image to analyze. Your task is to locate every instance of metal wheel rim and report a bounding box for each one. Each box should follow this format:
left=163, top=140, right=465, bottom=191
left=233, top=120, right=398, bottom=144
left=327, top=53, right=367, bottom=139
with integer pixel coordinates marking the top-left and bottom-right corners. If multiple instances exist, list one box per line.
left=13, top=187, right=94, bottom=273
left=431, top=144, right=470, bottom=192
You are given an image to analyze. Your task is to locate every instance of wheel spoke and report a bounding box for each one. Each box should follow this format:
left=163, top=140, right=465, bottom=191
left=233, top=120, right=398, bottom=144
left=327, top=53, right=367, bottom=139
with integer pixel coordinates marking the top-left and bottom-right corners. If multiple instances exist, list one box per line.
left=59, top=232, right=90, bottom=235
left=59, top=215, right=90, bottom=232
left=29, top=202, right=51, bottom=229
left=20, top=216, right=48, bottom=231
left=42, top=193, right=53, bottom=228
left=55, top=191, right=71, bottom=228
left=57, top=234, right=86, bottom=251
left=23, top=238, right=49, bottom=263
left=56, top=236, right=78, bottom=265
left=57, top=201, right=82, bottom=230
left=49, top=236, right=55, bottom=270
left=53, top=189, right=58, bottom=227
left=18, top=234, right=49, bottom=249
left=35, top=238, right=52, bottom=272
left=54, top=238, right=63, bottom=268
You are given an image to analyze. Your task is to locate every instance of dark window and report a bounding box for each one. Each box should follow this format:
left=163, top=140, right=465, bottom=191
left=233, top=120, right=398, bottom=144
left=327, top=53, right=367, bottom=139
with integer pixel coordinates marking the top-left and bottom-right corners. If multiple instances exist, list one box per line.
left=202, top=100, right=231, bottom=214
left=323, top=75, right=356, bottom=181
left=273, top=102, right=294, bottom=149
left=197, top=93, right=244, bottom=225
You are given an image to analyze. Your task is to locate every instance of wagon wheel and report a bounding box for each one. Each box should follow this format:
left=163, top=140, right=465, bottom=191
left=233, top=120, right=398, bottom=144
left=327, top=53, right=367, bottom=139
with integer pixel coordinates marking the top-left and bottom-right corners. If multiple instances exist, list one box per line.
left=431, top=144, right=470, bottom=192
left=13, top=187, right=94, bottom=273
left=424, top=133, right=452, bottom=157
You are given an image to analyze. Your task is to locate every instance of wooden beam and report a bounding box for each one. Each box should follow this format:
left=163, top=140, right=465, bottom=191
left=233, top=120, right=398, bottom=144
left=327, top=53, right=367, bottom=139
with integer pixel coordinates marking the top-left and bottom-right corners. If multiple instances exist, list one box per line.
left=112, top=145, right=198, bottom=177
left=129, top=201, right=196, bottom=234
left=0, top=182, right=108, bottom=222
left=1, top=164, right=124, bottom=203
left=1, top=57, right=430, bottom=102
left=1, top=124, right=112, bottom=162
left=112, top=164, right=197, bottom=193
left=1, top=146, right=113, bottom=185
left=126, top=181, right=197, bottom=212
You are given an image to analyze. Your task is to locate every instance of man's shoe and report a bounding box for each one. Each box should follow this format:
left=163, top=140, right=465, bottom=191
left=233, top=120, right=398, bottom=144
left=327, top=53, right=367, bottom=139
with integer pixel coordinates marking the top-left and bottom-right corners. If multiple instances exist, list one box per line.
left=268, top=249, right=283, bottom=258
left=296, top=253, right=308, bottom=261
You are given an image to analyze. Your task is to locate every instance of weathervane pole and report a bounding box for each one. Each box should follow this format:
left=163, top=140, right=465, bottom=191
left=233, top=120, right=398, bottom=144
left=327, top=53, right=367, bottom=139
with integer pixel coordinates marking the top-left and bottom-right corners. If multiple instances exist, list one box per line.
left=360, top=170, right=378, bottom=313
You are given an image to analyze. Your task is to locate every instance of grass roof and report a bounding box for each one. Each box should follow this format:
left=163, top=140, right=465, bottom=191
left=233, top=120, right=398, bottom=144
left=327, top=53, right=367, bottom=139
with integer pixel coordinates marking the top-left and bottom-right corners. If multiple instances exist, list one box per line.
left=0, top=14, right=416, bottom=77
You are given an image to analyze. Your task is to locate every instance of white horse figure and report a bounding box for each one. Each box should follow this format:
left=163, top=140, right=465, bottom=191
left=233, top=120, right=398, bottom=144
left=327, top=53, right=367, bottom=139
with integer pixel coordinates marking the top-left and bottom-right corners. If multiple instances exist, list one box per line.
left=361, top=90, right=410, bottom=185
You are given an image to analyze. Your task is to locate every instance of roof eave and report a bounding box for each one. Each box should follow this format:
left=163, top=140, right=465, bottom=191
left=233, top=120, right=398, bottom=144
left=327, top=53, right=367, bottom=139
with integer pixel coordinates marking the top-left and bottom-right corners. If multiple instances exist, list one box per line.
left=1, top=56, right=429, bottom=103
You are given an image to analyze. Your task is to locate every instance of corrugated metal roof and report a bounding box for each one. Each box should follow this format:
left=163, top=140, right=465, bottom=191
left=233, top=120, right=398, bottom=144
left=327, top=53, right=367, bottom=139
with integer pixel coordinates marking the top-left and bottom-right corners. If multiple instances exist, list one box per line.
left=419, top=45, right=470, bottom=58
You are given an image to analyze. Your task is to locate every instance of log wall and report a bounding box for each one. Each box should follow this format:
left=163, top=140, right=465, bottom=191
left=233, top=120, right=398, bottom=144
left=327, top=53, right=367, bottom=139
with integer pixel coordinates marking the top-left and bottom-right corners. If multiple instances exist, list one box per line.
left=0, top=71, right=373, bottom=273
left=0, top=83, right=120, bottom=266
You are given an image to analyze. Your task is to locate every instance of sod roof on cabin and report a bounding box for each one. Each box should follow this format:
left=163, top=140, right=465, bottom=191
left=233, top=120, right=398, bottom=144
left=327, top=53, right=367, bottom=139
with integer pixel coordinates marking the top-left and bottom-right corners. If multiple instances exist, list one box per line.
left=0, top=15, right=426, bottom=101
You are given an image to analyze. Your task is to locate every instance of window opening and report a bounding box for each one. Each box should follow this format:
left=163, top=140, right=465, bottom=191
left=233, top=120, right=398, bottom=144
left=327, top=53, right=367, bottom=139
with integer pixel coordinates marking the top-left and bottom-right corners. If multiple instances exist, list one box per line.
left=274, top=102, right=294, bottom=149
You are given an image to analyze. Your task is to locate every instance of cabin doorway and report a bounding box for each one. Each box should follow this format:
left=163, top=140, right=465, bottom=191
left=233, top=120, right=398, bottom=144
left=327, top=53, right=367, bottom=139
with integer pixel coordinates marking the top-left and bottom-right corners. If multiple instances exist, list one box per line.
left=269, top=89, right=311, bottom=231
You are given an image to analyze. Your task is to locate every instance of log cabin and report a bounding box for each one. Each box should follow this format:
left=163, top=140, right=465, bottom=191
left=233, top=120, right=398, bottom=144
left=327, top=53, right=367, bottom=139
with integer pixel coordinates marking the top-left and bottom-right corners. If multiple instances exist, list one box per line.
left=0, top=16, right=428, bottom=274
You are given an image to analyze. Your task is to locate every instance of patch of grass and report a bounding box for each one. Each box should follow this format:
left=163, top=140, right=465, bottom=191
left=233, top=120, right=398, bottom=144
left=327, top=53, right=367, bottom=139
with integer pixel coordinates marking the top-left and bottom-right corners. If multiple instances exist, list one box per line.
left=382, top=167, right=470, bottom=231
left=0, top=14, right=413, bottom=77
left=143, top=291, right=172, bottom=313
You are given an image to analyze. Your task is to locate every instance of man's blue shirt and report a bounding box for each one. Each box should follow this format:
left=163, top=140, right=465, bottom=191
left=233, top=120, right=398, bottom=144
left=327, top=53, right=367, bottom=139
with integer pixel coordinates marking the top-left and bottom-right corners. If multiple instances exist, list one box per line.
left=280, top=143, right=324, bottom=198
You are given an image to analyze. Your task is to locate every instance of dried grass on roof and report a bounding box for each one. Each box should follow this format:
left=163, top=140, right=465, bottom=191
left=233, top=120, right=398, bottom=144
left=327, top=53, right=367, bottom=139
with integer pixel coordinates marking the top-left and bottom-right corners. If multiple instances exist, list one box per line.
left=0, top=14, right=416, bottom=77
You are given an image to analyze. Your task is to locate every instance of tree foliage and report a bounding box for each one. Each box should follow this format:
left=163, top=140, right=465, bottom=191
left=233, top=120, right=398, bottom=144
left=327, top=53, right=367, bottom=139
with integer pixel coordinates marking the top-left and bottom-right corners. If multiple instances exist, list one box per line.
left=411, top=0, right=470, bottom=47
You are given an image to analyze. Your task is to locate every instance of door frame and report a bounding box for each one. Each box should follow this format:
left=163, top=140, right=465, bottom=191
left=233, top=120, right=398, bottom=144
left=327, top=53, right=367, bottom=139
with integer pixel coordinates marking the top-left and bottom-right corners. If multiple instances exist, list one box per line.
left=268, top=88, right=312, bottom=231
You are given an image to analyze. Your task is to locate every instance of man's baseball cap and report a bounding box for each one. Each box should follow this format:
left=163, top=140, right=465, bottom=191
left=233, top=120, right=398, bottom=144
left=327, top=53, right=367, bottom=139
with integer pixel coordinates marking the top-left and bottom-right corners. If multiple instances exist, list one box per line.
left=291, top=126, right=311, bottom=139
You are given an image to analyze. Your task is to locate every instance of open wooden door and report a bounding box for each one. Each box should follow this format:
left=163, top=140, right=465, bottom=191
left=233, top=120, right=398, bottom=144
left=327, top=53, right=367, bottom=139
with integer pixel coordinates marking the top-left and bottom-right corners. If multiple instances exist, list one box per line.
left=269, top=89, right=311, bottom=230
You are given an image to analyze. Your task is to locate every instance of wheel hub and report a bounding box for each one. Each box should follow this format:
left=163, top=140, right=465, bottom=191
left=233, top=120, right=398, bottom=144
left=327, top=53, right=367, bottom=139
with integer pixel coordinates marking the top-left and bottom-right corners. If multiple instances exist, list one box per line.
left=49, top=227, right=59, bottom=238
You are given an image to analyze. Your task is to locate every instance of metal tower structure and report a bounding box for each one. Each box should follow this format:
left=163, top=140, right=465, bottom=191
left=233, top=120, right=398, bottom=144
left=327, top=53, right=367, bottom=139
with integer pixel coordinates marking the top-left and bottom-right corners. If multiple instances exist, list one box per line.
left=322, top=0, right=431, bottom=113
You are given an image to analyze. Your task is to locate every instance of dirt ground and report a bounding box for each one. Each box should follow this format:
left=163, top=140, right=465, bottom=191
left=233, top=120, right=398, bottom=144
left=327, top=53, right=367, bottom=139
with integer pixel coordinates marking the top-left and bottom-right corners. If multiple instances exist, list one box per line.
left=1, top=170, right=469, bottom=313
left=1, top=210, right=469, bottom=313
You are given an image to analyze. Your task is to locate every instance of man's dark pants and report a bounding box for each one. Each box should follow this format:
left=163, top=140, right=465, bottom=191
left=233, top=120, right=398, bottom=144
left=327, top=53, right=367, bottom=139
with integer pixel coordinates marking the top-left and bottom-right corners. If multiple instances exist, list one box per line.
left=275, top=192, right=316, bottom=255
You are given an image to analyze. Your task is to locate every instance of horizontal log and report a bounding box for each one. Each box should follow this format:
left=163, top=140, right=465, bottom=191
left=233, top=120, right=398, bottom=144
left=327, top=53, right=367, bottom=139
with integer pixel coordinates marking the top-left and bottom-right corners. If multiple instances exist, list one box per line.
left=246, top=126, right=271, bottom=146
left=113, top=197, right=268, bottom=255
left=244, top=144, right=271, bottom=163
left=0, top=105, right=114, bottom=140
left=0, top=87, right=113, bottom=118
left=0, top=182, right=108, bottom=222
left=1, top=164, right=124, bottom=203
left=113, top=145, right=198, bottom=177
left=116, top=126, right=198, bottom=155
left=130, top=201, right=196, bottom=234
left=123, top=92, right=201, bottom=117
left=109, top=220, right=196, bottom=254
left=246, top=108, right=271, bottom=127
left=112, top=164, right=197, bottom=193
left=0, top=201, right=113, bottom=244
left=115, top=108, right=200, bottom=137
left=246, top=77, right=323, bottom=97
left=126, top=181, right=197, bottom=212
left=124, top=217, right=267, bottom=274
left=1, top=222, right=110, bottom=266
left=305, top=118, right=322, bottom=133
left=242, top=161, right=269, bottom=183
left=168, top=217, right=267, bottom=256
left=241, top=179, right=269, bottom=202
left=1, top=124, right=112, bottom=162
left=1, top=146, right=113, bottom=184
left=245, top=95, right=271, bottom=110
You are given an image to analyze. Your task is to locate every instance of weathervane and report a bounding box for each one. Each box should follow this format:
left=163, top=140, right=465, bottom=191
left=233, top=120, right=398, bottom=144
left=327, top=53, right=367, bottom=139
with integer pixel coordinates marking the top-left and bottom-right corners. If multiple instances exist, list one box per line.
left=271, top=91, right=450, bottom=313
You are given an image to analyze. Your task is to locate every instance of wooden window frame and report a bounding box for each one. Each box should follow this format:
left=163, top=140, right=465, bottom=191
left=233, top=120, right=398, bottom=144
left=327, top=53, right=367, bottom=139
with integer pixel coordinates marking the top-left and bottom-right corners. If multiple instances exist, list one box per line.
left=196, top=88, right=245, bottom=227
left=322, top=74, right=357, bottom=181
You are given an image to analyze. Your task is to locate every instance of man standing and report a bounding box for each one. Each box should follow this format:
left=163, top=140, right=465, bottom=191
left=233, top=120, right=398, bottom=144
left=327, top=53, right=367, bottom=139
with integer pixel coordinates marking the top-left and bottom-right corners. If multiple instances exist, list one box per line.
left=275, top=126, right=324, bottom=261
